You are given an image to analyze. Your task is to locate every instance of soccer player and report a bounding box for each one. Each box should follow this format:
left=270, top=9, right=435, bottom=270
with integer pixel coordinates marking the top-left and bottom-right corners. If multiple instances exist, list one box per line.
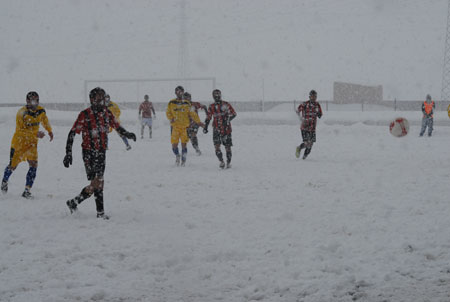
left=105, top=94, right=132, bottom=150
left=184, top=92, right=207, bottom=155
left=166, top=86, right=204, bottom=166
left=1, top=91, right=53, bottom=198
left=138, top=95, right=156, bottom=139
left=63, top=87, right=136, bottom=219
left=295, top=90, right=323, bottom=160
left=203, top=89, right=237, bottom=169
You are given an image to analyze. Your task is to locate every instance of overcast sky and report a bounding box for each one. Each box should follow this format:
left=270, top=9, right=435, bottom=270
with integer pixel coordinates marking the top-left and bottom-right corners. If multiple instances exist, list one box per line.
left=0, top=0, right=447, bottom=104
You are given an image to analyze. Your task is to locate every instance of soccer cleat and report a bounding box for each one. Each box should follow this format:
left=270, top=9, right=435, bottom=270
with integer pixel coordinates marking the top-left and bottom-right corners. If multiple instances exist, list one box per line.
left=126, top=145, right=132, bottom=150
left=295, top=146, right=301, bottom=158
left=22, top=188, right=32, bottom=199
left=302, top=154, right=308, bottom=160
left=226, top=162, right=232, bottom=169
left=1, top=181, right=7, bottom=193
left=181, top=159, right=186, bottom=167
left=176, top=155, right=181, bottom=166
left=97, top=212, right=110, bottom=220
left=195, top=149, right=202, bottom=156
left=219, top=161, right=225, bottom=169
left=66, top=199, right=78, bottom=214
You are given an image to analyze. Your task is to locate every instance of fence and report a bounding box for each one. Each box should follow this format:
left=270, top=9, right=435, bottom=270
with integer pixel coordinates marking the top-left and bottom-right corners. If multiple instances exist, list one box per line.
left=1, top=100, right=449, bottom=112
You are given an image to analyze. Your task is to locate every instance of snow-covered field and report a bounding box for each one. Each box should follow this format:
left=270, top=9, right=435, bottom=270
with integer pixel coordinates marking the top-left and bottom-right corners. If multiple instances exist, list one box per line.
left=1, top=106, right=450, bottom=302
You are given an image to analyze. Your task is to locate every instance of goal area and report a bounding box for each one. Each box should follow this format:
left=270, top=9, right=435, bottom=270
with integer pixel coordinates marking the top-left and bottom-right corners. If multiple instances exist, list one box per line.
left=83, top=77, right=216, bottom=106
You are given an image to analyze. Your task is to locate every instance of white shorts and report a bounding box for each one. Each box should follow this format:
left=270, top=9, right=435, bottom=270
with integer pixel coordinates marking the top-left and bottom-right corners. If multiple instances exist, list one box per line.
left=141, top=117, right=153, bottom=126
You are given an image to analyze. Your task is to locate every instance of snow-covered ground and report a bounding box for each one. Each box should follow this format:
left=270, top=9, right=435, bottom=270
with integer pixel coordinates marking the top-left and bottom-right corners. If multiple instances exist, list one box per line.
left=1, top=106, right=450, bottom=302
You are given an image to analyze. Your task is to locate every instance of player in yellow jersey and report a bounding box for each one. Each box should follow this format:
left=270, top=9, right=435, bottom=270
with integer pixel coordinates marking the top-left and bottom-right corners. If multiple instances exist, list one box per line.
left=1, top=91, right=53, bottom=198
left=166, top=86, right=204, bottom=166
left=105, top=94, right=132, bottom=150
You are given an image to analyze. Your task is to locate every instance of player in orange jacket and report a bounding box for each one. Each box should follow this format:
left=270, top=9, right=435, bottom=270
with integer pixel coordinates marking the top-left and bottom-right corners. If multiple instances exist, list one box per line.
left=419, top=94, right=435, bottom=137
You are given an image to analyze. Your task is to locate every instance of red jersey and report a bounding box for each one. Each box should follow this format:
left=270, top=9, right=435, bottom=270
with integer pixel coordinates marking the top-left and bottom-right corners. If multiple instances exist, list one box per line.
left=205, top=101, right=237, bottom=135
left=71, top=107, right=120, bottom=151
left=297, top=100, right=322, bottom=131
left=139, top=101, right=155, bottom=118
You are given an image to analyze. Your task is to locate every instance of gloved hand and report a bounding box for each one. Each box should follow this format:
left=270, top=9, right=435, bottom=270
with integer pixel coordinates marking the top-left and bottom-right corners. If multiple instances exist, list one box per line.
left=125, top=132, right=137, bottom=141
left=63, top=152, right=72, bottom=168
left=203, top=127, right=208, bottom=134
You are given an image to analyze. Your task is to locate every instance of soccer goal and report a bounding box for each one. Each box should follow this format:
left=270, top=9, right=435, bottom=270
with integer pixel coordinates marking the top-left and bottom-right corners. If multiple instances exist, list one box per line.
left=83, top=77, right=216, bottom=107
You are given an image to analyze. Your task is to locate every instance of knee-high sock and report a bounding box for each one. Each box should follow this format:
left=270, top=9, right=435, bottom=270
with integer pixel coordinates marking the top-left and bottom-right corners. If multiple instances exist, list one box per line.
left=299, top=143, right=305, bottom=149
left=25, top=167, right=37, bottom=188
left=172, top=147, right=179, bottom=156
left=182, top=148, right=188, bottom=161
left=304, top=145, right=312, bottom=157
left=94, top=189, right=104, bottom=214
left=2, top=166, right=13, bottom=183
left=215, top=149, right=223, bottom=162
left=226, top=150, right=232, bottom=163
left=191, top=136, right=199, bottom=149
left=70, top=187, right=93, bottom=205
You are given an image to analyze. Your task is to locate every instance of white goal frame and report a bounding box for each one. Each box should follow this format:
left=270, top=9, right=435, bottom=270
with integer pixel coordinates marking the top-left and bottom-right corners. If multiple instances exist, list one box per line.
left=84, top=77, right=216, bottom=106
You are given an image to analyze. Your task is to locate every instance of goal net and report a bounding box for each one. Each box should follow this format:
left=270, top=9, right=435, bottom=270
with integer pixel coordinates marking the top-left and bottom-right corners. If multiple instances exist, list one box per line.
left=84, top=77, right=216, bottom=107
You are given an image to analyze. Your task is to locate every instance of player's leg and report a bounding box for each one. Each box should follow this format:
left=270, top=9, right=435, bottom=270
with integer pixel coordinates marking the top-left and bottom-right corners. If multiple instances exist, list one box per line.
left=66, top=150, right=96, bottom=213
left=21, top=160, right=38, bottom=198
left=171, top=127, right=181, bottom=165
left=419, top=117, right=427, bottom=136
left=2, top=148, right=18, bottom=193
left=180, top=129, right=189, bottom=165
left=224, top=134, right=233, bottom=168
left=428, top=118, right=433, bottom=136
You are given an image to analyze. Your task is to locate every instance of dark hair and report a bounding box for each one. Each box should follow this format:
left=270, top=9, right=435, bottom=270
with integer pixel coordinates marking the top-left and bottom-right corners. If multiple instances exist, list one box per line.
left=175, top=86, right=184, bottom=92
left=26, top=91, right=39, bottom=100
left=89, top=87, right=105, bottom=99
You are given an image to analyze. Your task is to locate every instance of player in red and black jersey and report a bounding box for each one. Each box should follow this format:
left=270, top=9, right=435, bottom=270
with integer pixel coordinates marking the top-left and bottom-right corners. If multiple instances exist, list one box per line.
left=295, top=90, right=322, bottom=160
left=63, top=87, right=136, bottom=219
left=184, top=92, right=207, bottom=155
left=203, top=89, right=237, bottom=169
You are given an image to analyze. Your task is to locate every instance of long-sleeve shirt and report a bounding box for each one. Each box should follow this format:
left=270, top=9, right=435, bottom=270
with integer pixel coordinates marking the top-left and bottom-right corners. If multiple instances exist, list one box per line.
left=11, top=105, right=52, bottom=147
left=166, top=98, right=201, bottom=128
left=70, top=107, right=120, bottom=151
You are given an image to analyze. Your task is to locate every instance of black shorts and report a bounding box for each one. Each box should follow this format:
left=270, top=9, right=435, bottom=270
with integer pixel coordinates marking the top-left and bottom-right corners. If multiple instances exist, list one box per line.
left=301, top=130, right=316, bottom=143
left=213, top=129, right=233, bottom=147
left=187, top=124, right=199, bottom=139
left=82, top=149, right=106, bottom=181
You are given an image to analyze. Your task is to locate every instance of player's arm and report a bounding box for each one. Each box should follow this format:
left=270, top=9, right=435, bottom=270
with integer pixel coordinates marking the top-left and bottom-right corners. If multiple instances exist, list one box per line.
left=116, top=126, right=136, bottom=141
left=16, top=108, right=25, bottom=131
left=41, top=112, right=54, bottom=141
left=317, top=104, right=323, bottom=118
left=166, top=102, right=175, bottom=122
left=189, top=110, right=204, bottom=128
left=152, top=104, right=156, bottom=116
left=203, top=105, right=212, bottom=133
left=227, top=103, right=237, bottom=123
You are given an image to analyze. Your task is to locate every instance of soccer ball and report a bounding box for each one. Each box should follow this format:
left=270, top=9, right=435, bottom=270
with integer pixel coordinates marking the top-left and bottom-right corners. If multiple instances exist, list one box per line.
left=389, top=117, right=409, bottom=137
